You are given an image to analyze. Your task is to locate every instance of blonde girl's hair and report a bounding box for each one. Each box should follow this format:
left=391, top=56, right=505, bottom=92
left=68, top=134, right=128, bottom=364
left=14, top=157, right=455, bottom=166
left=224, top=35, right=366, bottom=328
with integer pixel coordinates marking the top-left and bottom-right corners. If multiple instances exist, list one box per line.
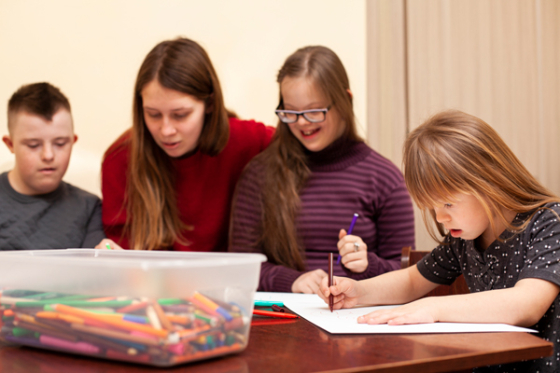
left=403, top=109, right=560, bottom=243
left=248, top=45, right=362, bottom=270
left=118, top=37, right=231, bottom=250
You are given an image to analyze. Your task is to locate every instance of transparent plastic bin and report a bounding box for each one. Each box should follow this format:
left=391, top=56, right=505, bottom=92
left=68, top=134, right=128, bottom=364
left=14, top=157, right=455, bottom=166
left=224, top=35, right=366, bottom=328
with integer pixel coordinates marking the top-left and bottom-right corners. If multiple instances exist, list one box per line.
left=0, top=249, right=266, bottom=366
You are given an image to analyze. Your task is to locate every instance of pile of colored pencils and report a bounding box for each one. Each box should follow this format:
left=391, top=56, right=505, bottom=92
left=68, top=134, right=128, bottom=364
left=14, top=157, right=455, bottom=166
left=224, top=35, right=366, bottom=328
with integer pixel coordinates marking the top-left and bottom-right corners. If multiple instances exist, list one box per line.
left=0, top=289, right=248, bottom=366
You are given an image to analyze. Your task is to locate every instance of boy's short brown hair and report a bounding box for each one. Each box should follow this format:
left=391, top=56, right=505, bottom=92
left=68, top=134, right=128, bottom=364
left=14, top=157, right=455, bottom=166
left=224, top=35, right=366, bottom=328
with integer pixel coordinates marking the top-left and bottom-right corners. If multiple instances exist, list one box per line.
left=7, top=82, right=71, bottom=131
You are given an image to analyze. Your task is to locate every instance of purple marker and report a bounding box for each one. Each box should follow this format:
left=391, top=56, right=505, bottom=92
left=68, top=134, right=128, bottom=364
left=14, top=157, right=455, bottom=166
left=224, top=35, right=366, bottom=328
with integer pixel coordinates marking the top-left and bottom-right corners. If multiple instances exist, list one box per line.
left=337, top=213, right=359, bottom=265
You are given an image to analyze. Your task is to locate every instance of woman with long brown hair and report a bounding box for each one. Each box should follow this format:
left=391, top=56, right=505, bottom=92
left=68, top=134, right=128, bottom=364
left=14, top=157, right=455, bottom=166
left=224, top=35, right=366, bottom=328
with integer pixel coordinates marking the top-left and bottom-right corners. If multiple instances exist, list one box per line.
left=229, top=46, right=415, bottom=293
left=99, top=37, right=273, bottom=251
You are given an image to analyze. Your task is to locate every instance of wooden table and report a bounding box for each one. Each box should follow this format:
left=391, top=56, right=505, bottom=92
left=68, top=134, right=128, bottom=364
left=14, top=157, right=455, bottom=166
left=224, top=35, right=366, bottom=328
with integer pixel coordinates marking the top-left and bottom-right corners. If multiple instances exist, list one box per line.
left=0, top=317, right=552, bottom=373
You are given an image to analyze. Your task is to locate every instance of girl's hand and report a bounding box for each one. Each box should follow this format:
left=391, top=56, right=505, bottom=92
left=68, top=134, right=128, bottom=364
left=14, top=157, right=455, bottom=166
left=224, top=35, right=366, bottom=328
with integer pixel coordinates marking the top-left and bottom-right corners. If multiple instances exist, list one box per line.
left=337, top=229, right=368, bottom=273
left=319, top=276, right=367, bottom=310
left=94, top=238, right=124, bottom=250
left=357, top=297, right=440, bottom=325
left=291, top=269, right=328, bottom=294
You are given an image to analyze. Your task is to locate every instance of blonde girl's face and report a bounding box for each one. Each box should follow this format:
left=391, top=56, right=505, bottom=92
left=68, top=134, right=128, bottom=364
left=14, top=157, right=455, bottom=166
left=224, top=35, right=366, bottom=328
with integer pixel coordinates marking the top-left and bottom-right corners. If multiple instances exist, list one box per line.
left=141, top=79, right=206, bottom=158
left=280, top=76, right=345, bottom=152
left=432, top=193, right=496, bottom=248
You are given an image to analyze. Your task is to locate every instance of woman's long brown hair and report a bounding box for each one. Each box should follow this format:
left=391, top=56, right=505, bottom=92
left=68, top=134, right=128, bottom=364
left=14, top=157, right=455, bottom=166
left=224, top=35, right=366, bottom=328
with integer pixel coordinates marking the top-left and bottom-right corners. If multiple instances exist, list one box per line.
left=403, top=110, right=560, bottom=243
left=254, top=46, right=362, bottom=270
left=123, top=37, right=230, bottom=250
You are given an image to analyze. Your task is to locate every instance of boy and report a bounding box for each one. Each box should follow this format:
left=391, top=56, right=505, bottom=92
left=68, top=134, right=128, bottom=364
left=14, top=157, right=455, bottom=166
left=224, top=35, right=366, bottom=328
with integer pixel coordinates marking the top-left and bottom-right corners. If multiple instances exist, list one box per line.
left=0, top=82, right=105, bottom=250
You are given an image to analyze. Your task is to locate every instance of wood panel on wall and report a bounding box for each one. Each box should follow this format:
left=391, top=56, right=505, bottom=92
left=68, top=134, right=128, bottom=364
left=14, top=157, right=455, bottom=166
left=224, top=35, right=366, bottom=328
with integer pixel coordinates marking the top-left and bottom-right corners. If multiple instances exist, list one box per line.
left=366, top=0, right=407, bottom=168
left=367, top=0, right=560, bottom=251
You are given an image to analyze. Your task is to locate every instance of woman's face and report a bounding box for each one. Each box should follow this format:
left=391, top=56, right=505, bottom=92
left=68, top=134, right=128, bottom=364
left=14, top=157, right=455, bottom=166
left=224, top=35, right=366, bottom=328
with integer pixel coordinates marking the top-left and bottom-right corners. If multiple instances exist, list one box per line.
left=280, top=76, right=345, bottom=152
left=141, top=79, right=206, bottom=158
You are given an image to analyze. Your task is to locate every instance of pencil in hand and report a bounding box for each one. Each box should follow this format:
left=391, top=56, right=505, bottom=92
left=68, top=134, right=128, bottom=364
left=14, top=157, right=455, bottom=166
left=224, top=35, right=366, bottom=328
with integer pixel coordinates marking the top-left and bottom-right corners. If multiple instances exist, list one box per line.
left=337, top=213, right=359, bottom=265
left=329, top=252, right=334, bottom=313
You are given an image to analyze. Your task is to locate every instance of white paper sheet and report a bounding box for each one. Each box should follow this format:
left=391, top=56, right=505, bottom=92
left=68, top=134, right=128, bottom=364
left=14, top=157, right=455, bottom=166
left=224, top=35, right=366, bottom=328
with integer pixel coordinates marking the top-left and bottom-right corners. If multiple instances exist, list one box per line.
left=254, top=292, right=536, bottom=335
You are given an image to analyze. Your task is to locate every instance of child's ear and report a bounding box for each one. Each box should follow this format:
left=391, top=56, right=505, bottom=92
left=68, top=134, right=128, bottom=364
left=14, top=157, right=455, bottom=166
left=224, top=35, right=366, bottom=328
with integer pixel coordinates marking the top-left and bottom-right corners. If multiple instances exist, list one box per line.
left=2, top=135, right=14, bottom=153
left=346, top=89, right=353, bottom=99
left=73, top=134, right=78, bottom=144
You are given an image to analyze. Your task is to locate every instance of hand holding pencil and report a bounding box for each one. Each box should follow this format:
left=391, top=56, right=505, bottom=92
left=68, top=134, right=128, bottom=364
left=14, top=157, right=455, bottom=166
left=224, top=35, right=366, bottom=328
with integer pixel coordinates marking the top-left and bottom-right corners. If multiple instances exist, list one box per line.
left=336, top=214, right=369, bottom=273
left=318, top=275, right=365, bottom=312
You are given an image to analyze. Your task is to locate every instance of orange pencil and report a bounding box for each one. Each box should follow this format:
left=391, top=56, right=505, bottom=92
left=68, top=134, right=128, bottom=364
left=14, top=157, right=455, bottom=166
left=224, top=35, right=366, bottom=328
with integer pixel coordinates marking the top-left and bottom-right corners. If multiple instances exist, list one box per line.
left=151, top=300, right=174, bottom=331
left=70, top=323, right=162, bottom=346
left=53, top=304, right=169, bottom=338
left=117, top=301, right=149, bottom=314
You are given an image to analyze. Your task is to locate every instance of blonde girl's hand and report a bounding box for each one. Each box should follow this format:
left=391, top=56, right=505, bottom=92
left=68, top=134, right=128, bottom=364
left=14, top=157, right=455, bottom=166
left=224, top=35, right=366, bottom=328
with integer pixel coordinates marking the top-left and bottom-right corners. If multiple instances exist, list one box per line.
left=291, top=269, right=328, bottom=294
left=357, top=297, right=440, bottom=325
left=337, top=229, right=368, bottom=273
left=94, top=238, right=124, bottom=250
left=319, top=275, right=367, bottom=310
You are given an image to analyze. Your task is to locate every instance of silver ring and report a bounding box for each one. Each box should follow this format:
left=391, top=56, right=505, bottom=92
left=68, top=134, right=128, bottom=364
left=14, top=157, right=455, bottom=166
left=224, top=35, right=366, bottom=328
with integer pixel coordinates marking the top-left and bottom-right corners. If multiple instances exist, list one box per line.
left=353, top=242, right=360, bottom=252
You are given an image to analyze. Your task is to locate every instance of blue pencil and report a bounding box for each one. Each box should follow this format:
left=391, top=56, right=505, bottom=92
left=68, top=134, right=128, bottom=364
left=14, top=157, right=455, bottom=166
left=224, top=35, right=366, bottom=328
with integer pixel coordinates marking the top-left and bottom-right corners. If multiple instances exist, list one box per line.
left=337, top=213, right=359, bottom=265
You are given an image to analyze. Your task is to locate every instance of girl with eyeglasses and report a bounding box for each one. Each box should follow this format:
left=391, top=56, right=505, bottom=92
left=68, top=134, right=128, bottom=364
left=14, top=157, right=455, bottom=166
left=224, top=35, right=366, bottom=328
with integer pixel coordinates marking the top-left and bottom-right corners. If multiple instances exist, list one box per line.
left=229, top=46, right=415, bottom=293
left=99, top=37, right=274, bottom=251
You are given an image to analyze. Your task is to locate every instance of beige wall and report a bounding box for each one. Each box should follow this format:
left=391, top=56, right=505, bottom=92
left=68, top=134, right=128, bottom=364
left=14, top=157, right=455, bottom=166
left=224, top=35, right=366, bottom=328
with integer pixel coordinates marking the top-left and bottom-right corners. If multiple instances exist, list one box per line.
left=0, top=0, right=367, bottom=196
left=367, top=0, right=560, bottom=251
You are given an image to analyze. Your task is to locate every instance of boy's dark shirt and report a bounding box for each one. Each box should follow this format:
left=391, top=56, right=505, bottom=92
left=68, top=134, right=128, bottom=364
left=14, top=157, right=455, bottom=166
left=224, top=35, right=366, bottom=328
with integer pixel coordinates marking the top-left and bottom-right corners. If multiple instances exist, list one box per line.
left=0, top=171, right=105, bottom=250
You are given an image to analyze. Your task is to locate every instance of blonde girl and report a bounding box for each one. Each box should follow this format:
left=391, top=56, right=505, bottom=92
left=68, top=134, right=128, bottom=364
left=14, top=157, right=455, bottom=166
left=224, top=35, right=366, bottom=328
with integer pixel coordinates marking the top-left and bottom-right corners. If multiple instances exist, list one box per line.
left=321, top=110, right=560, bottom=372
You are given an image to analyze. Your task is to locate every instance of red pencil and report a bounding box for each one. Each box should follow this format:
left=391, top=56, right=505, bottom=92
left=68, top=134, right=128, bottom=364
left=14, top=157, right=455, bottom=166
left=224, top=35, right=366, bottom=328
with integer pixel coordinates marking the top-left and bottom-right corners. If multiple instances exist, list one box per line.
left=329, top=252, right=334, bottom=312
left=252, top=309, right=299, bottom=319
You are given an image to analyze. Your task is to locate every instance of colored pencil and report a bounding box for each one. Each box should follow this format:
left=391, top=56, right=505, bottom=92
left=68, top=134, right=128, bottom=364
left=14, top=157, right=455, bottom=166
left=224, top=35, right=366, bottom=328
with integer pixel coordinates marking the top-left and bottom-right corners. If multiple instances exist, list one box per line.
left=337, top=213, right=359, bottom=265
left=329, top=253, right=334, bottom=312
left=252, top=309, right=299, bottom=319
left=254, top=300, right=284, bottom=307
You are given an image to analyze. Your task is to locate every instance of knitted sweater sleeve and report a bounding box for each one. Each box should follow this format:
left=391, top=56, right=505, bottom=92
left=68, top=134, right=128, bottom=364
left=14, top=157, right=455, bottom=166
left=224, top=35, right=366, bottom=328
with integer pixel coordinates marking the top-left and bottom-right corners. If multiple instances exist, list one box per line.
left=343, top=165, right=415, bottom=280
left=229, top=159, right=302, bottom=292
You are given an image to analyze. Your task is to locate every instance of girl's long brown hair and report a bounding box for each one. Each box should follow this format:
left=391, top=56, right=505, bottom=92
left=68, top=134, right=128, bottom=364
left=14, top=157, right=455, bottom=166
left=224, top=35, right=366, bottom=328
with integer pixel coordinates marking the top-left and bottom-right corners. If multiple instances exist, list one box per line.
left=403, top=110, right=560, bottom=243
left=254, top=46, right=362, bottom=270
left=122, top=37, right=230, bottom=250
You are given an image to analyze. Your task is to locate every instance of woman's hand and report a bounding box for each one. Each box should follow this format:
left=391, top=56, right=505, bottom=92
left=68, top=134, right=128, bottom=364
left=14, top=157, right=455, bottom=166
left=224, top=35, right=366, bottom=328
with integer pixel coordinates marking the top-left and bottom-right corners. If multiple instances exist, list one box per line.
left=337, top=229, right=368, bottom=273
left=291, top=269, right=328, bottom=294
left=94, top=238, right=124, bottom=250
left=357, top=297, right=440, bottom=325
left=318, top=275, right=367, bottom=310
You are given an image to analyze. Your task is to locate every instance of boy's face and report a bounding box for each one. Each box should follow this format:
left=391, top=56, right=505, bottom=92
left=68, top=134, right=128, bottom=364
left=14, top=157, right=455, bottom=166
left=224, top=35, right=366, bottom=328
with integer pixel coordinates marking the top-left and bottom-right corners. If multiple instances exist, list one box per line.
left=2, top=109, right=77, bottom=195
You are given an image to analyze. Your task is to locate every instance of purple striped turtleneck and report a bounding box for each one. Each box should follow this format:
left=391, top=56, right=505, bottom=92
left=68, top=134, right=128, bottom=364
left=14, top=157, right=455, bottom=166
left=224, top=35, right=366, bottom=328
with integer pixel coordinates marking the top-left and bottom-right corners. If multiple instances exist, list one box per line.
left=229, top=137, right=415, bottom=292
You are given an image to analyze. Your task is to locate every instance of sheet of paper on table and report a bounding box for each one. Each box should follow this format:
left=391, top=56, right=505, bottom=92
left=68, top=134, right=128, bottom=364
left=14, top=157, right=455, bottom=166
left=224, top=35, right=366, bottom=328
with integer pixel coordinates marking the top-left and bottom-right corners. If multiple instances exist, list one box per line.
left=254, top=292, right=536, bottom=335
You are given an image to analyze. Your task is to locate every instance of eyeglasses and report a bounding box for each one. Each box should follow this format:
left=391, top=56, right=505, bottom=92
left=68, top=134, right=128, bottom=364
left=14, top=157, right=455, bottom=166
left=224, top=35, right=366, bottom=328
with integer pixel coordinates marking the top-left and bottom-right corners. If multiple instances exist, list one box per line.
left=275, top=105, right=331, bottom=124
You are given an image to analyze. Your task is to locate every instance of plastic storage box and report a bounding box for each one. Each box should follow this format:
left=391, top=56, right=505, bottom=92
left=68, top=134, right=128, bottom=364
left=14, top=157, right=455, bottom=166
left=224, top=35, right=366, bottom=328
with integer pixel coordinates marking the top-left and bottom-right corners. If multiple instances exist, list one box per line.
left=0, top=249, right=266, bottom=366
